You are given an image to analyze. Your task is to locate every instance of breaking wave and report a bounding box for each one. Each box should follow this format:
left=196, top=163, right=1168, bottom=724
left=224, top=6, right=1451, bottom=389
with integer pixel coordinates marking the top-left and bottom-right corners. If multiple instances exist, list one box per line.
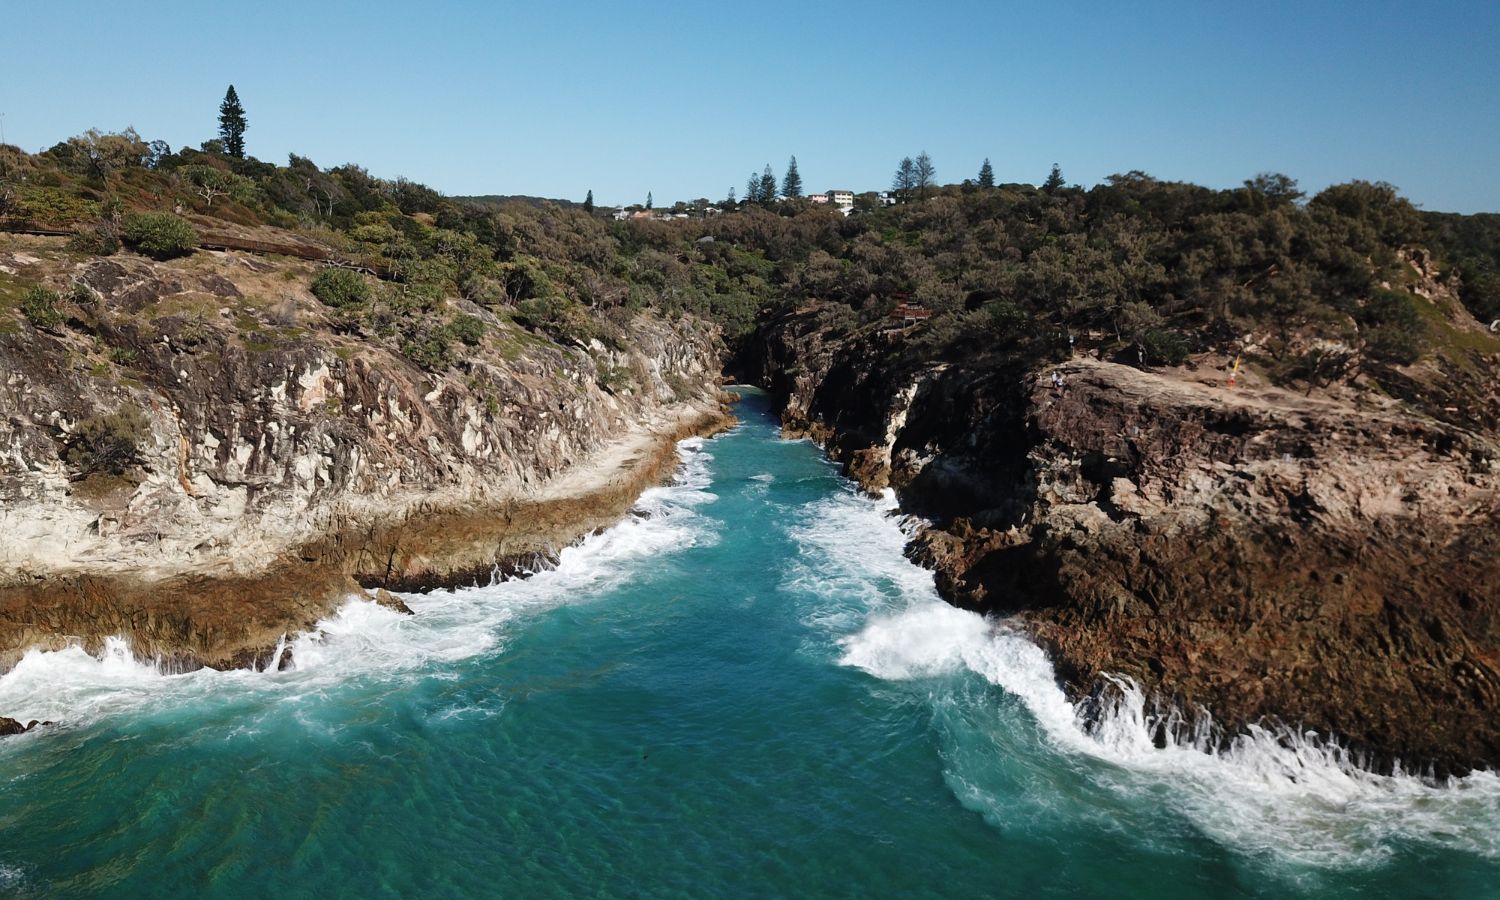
left=788, top=486, right=1500, bottom=870
left=0, top=438, right=718, bottom=734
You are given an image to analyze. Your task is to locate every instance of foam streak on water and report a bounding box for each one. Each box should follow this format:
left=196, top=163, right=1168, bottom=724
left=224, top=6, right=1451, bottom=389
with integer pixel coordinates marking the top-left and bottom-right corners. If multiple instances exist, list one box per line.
left=0, top=439, right=718, bottom=733
left=792, top=486, right=1500, bottom=870
left=4, top=406, right=1500, bottom=894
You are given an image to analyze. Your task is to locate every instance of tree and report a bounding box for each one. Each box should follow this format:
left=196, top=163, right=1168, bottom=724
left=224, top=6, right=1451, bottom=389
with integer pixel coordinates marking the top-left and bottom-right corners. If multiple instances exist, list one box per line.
left=145, top=140, right=172, bottom=169
left=43, top=128, right=147, bottom=180
left=1244, top=172, right=1302, bottom=206
left=280, top=153, right=343, bottom=217
left=646, top=191, right=653, bottom=210
left=726, top=187, right=736, bottom=207
left=1311, top=180, right=1425, bottom=246
left=1043, top=163, right=1065, bottom=194
left=978, top=158, right=995, bottom=189
left=746, top=172, right=762, bottom=203
left=759, top=164, right=777, bottom=203
left=58, top=128, right=150, bottom=181
left=893, top=157, right=915, bottom=200
left=178, top=164, right=256, bottom=208
left=913, top=151, right=936, bottom=199
left=583, top=189, right=594, bottom=213
left=782, top=156, right=803, bottom=199
left=218, top=85, right=247, bottom=158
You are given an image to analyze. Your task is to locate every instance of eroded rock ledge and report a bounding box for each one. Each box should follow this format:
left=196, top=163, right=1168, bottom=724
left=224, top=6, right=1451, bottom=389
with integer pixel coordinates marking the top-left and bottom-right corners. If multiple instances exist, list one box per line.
left=748, top=305, right=1500, bottom=776
left=0, top=240, right=732, bottom=676
left=0, top=400, right=733, bottom=672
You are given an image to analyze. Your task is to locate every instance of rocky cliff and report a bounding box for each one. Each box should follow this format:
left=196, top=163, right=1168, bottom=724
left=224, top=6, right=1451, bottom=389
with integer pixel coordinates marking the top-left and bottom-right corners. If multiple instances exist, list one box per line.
left=748, top=300, right=1500, bottom=776
left=0, top=235, right=730, bottom=672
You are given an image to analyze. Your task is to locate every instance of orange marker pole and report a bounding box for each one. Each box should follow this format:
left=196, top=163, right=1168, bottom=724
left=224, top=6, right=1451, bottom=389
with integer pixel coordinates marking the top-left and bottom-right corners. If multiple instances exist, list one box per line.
left=1227, top=355, right=1242, bottom=388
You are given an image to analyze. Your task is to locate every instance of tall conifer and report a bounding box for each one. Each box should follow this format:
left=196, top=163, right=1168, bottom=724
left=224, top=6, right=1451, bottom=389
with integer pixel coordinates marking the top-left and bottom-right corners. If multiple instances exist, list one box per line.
left=893, top=157, right=915, bottom=200
left=218, top=85, right=247, bottom=158
left=913, top=152, right=936, bottom=199
left=1043, top=163, right=1065, bottom=193
left=782, top=156, right=803, bottom=199
left=759, top=165, right=777, bottom=203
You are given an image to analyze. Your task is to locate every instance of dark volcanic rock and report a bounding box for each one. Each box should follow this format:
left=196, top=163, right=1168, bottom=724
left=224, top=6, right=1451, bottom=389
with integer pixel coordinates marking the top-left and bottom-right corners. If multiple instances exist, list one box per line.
left=0, top=716, right=48, bottom=737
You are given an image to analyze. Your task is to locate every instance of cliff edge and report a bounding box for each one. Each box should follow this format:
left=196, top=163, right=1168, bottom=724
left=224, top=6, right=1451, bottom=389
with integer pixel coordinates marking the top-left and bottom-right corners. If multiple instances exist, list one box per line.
left=750, top=294, right=1500, bottom=776
left=0, top=235, right=730, bottom=672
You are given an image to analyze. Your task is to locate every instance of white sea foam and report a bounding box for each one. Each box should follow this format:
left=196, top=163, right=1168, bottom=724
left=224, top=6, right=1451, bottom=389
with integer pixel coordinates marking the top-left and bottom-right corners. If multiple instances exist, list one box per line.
left=0, top=863, right=23, bottom=891
left=0, top=438, right=718, bottom=733
left=789, top=487, right=1500, bottom=869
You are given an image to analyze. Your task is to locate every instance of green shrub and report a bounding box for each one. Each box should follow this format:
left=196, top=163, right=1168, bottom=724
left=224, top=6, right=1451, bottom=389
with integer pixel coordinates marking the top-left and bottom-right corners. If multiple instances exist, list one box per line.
left=69, top=282, right=97, bottom=305
left=120, top=212, right=198, bottom=259
left=14, top=186, right=100, bottom=227
left=1360, top=290, right=1426, bottom=364
left=64, top=406, right=150, bottom=476
left=1362, top=289, right=1422, bottom=330
left=1460, top=268, right=1500, bottom=324
left=595, top=362, right=632, bottom=391
left=385, top=275, right=444, bottom=311
left=400, top=328, right=455, bottom=370
left=310, top=268, right=373, bottom=308
left=67, top=223, right=121, bottom=255
left=449, top=314, right=485, bottom=345
left=986, top=300, right=1032, bottom=335
left=174, top=316, right=213, bottom=347
left=1138, top=329, right=1189, bottom=366
left=514, top=295, right=598, bottom=344
left=20, top=287, right=63, bottom=330
left=496, top=257, right=554, bottom=305
left=1366, top=326, right=1424, bottom=365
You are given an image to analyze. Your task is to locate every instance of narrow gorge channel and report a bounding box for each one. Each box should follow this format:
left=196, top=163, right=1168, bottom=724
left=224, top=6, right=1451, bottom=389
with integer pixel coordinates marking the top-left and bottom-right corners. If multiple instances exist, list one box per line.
left=1, top=391, right=1497, bottom=898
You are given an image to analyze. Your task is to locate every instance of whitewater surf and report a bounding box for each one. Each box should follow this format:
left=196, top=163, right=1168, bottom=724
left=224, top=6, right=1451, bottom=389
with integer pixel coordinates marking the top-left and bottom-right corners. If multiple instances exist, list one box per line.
left=1, top=390, right=1495, bottom=898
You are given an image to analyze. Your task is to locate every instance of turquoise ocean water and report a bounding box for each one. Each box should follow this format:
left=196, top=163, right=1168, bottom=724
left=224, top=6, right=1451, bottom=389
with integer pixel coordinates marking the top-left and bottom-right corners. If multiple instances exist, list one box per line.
left=2, top=390, right=1498, bottom=898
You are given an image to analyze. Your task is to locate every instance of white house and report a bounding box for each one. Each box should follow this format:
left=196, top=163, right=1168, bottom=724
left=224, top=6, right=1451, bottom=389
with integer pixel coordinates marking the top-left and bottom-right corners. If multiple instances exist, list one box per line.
left=827, top=190, right=854, bottom=207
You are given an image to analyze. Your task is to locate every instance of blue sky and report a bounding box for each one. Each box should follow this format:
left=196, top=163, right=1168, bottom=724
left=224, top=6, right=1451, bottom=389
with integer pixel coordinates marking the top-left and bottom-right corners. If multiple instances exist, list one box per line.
left=4, top=1, right=1498, bottom=212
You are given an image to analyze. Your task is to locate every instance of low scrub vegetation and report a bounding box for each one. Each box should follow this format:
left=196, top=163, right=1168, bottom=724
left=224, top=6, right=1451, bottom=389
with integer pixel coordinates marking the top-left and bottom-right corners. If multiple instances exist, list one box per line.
left=310, top=268, right=373, bottom=308
left=120, top=212, right=198, bottom=259
left=20, top=287, right=63, bottom=331
left=63, top=406, right=150, bottom=477
left=5, top=125, right=1495, bottom=392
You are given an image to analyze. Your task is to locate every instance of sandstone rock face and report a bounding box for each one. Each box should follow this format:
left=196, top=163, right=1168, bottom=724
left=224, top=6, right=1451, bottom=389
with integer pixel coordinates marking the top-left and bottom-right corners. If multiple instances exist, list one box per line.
left=748, top=306, right=1500, bottom=775
left=0, top=243, right=730, bottom=674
